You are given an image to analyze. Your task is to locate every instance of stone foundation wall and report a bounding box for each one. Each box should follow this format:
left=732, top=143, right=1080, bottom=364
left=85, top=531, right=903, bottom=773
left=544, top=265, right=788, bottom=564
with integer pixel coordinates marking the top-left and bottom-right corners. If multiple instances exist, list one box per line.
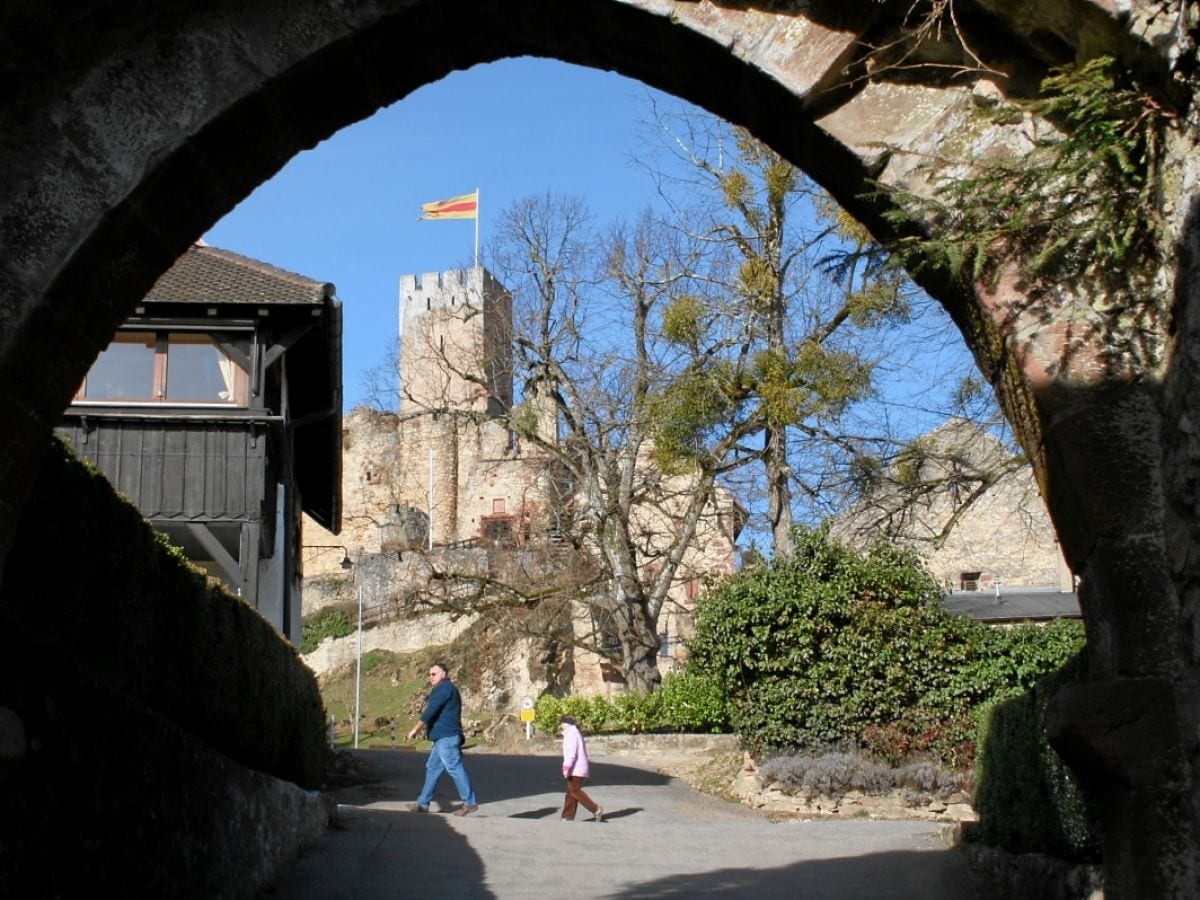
left=302, top=612, right=478, bottom=676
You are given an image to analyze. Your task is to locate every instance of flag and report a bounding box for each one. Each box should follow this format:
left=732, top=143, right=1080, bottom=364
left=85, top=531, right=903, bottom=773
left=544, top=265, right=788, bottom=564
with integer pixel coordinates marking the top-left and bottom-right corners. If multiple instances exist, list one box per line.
left=420, top=190, right=478, bottom=220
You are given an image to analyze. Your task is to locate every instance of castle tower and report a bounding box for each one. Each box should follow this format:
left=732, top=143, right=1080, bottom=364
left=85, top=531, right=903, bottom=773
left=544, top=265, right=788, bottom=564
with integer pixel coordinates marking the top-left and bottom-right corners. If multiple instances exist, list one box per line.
left=396, top=267, right=561, bottom=547
left=399, top=268, right=512, bottom=416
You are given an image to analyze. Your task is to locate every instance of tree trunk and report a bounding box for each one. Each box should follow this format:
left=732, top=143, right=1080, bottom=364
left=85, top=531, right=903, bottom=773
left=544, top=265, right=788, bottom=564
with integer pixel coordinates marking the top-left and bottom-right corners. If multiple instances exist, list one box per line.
left=611, top=595, right=662, bottom=693
left=764, top=422, right=793, bottom=559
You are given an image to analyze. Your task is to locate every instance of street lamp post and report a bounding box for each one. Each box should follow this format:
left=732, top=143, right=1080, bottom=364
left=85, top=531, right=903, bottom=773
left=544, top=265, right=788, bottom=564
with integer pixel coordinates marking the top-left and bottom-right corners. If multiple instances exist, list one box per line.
left=353, top=556, right=363, bottom=749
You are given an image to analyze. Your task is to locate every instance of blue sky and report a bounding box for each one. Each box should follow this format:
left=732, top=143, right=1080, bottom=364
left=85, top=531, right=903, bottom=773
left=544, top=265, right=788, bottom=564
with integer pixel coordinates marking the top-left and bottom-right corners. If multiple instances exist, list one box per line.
left=206, top=54, right=978, bottom=438
left=207, top=56, right=673, bottom=410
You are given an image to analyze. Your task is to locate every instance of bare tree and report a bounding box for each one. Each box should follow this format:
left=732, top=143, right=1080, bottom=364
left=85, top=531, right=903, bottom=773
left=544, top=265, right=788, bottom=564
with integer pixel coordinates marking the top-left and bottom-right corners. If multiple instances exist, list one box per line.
left=363, top=125, right=1024, bottom=692
left=384, top=193, right=756, bottom=691
left=636, top=103, right=1025, bottom=556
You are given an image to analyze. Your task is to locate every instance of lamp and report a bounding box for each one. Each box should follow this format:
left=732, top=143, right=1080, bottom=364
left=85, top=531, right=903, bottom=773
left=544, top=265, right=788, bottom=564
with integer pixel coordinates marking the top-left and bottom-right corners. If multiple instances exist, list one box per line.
left=307, top=544, right=353, bottom=571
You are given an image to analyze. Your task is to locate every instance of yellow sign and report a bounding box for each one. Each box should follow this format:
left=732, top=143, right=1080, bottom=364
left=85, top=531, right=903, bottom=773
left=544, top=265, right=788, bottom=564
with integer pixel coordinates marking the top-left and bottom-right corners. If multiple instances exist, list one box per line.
left=519, top=709, right=536, bottom=723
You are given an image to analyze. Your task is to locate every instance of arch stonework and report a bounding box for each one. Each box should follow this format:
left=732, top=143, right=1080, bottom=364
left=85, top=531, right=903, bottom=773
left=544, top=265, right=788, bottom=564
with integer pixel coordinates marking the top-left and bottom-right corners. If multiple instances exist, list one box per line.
left=2, top=1, right=1199, bottom=892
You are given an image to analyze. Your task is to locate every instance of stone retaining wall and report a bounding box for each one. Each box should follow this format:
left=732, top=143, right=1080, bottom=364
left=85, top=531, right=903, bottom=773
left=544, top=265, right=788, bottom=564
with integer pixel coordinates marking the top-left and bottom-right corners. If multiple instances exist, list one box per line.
left=588, top=733, right=742, bottom=758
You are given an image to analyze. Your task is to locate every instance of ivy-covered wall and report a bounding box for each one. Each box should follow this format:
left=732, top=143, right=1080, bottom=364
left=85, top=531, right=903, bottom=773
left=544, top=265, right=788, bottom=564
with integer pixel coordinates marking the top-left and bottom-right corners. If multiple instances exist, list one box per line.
left=0, top=437, right=330, bottom=894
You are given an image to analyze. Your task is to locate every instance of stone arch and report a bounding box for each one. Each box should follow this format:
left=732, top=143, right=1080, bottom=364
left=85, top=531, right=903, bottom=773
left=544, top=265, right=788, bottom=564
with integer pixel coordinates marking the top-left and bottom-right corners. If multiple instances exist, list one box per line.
left=3, top=2, right=1198, bottom=894
left=0, top=1, right=966, bottom=560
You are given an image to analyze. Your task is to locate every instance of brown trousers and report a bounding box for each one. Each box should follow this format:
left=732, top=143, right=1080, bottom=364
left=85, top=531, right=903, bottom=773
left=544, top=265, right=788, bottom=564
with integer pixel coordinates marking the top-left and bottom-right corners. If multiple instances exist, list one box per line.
left=561, top=775, right=598, bottom=820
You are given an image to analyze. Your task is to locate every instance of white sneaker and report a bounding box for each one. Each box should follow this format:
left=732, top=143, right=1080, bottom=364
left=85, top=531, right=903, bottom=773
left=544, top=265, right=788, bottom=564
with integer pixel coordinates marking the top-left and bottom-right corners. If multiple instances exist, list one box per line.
left=592, top=807, right=604, bottom=822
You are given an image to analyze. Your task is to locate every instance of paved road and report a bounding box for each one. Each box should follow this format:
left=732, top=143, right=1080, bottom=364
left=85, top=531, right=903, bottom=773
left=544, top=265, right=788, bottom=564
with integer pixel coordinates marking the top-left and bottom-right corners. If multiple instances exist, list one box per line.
left=262, top=748, right=996, bottom=899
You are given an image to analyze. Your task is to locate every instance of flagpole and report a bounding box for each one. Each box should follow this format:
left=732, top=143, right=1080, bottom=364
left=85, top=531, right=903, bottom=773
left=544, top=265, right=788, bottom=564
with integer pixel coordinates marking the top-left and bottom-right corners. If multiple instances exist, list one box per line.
left=474, top=187, right=480, bottom=270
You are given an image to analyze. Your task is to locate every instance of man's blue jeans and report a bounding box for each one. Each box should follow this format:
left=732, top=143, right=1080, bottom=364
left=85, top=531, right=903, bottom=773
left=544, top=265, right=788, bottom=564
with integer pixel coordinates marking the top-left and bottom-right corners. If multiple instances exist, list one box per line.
left=417, top=735, right=476, bottom=807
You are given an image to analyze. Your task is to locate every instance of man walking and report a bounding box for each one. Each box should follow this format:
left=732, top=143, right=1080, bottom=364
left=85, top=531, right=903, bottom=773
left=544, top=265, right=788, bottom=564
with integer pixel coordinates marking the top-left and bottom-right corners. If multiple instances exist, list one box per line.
left=406, top=662, right=479, bottom=816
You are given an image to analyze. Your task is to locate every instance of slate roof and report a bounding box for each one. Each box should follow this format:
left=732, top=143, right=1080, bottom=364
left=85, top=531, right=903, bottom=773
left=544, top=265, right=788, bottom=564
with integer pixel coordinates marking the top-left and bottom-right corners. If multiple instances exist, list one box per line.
left=942, top=588, right=1080, bottom=622
left=145, top=242, right=335, bottom=306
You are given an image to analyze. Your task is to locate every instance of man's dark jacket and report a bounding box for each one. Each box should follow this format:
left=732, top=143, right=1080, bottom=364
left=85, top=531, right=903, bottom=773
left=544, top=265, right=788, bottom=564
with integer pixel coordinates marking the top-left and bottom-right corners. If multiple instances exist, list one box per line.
left=421, top=679, right=464, bottom=742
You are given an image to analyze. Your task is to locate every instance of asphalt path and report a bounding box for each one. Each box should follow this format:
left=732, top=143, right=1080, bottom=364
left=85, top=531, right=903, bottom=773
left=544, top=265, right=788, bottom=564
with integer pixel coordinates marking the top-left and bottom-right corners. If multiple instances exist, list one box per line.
left=262, top=748, right=997, bottom=899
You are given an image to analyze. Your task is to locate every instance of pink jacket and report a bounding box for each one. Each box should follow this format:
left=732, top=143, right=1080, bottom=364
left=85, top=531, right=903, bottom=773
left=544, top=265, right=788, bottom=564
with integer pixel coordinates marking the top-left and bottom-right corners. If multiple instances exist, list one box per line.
left=561, top=723, right=590, bottom=778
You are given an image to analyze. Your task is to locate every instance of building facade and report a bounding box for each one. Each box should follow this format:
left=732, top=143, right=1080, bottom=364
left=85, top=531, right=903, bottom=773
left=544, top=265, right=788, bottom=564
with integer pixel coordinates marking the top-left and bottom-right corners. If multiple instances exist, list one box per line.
left=59, top=242, right=344, bottom=643
left=831, top=418, right=1073, bottom=595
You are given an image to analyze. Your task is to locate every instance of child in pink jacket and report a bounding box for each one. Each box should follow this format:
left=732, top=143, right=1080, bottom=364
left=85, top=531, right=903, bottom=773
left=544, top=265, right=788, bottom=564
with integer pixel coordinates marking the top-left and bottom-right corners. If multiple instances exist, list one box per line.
left=559, top=715, right=603, bottom=821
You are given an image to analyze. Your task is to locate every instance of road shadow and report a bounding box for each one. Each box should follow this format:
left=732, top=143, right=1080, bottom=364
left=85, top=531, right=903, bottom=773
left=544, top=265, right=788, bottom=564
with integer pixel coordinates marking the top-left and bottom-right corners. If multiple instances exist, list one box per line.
left=591, top=807, right=641, bottom=821
left=508, top=806, right=560, bottom=820
left=601, top=850, right=1001, bottom=899
left=325, top=749, right=672, bottom=808
left=260, top=805, right=495, bottom=899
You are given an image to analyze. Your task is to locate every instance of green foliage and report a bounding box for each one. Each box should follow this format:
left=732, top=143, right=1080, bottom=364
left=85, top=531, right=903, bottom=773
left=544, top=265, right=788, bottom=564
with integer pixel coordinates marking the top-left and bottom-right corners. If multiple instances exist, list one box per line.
left=844, top=275, right=908, bottom=329
left=662, top=294, right=707, bottom=347
left=738, top=257, right=779, bottom=308
left=646, top=362, right=738, bottom=467
left=361, top=649, right=389, bottom=675
left=510, top=400, right=542, bottom=438
left=974, top=655, right=1100, bottom=861
left=611, top=691, right=665, bottom=733
left=789, top=343, right=874, bottom=419
left=532, top=671, right=731, bottom=736
left=535, top=693, right=612, bottom=735
left=884, top=56, right=1174, bottom=295
left=317, top=648, right=432, bottom=745
left=152, top=530, right=194, bottom=567
left=686, top=525, right=1085, bottom=763
left=300, top=604, right=355, bottom=654
left=657, top=671, right=730, bottom=732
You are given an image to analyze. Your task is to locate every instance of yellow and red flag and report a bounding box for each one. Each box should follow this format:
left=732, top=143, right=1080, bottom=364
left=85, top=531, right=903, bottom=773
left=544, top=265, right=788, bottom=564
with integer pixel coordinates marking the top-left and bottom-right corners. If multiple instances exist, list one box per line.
left=420, top=190, right=479, bottom=220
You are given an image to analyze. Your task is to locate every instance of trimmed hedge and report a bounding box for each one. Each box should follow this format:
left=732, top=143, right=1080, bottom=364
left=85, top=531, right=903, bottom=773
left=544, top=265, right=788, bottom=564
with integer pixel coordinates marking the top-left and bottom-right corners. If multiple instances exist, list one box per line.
left=0, top=436, right=328, bottom=786
left=533, top=670, right=730, bottom=735
left=974, top=654, right=1100, bottom=861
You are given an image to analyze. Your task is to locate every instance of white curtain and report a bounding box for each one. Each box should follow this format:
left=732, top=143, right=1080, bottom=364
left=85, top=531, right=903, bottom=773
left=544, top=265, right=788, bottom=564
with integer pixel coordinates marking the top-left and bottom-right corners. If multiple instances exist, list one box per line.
left=217, top=349, right=237, bottom=402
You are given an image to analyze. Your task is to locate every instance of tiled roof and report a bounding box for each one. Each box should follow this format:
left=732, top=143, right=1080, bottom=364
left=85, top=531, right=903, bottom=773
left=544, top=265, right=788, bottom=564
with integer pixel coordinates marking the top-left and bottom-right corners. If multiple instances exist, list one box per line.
left=145, top=242, right=334, bottom=306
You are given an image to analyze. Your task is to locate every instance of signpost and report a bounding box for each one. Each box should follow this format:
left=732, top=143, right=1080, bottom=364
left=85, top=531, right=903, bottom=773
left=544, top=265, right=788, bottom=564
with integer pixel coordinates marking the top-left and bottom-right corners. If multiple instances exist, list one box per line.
left=520, top=696, right=535, bottom=740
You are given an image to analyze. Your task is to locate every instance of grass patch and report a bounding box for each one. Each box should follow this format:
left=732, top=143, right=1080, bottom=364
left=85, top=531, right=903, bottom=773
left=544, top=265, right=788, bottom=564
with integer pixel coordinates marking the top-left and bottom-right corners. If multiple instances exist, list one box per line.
left=318, top=645, right=493, bottom=748
left=319, top=648, right=432, bottom=742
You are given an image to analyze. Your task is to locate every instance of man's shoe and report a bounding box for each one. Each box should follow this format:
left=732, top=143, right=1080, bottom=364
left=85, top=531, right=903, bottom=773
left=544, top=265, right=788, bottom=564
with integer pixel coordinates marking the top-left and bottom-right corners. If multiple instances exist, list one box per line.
left=408, top=803, right=429, bottom=813
left=454, top=804, right=479, bottom=817
left=592, top=807, right=604, bottom=822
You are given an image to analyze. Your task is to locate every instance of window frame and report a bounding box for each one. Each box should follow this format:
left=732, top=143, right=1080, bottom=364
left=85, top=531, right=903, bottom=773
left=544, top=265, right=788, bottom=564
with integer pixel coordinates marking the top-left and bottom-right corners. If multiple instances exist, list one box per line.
left=75, top=324, right=253, bottom=408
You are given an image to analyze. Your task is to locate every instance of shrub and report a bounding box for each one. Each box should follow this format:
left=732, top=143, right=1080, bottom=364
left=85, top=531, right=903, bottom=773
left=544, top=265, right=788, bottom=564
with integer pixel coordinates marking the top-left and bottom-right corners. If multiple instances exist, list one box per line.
left=686, top=524, right=1085, bottom=764
left=573, top=695, right=614, bottom=733
left=532, top=675, right=730, bottom=736
left=533, top=694, right=566, bottom=734
left=759, top=750, right=973, bottom=802
left=534, top=693, right=612, bottom=735
left=658, top=672, right=730, bottom=733
left=610, top=691, right=665, bottom=733
left=974, top=654, right=1100, bottom=861
left=300, top=604, right=355, bottom=654
left=861, top=707, right=979, bottom=770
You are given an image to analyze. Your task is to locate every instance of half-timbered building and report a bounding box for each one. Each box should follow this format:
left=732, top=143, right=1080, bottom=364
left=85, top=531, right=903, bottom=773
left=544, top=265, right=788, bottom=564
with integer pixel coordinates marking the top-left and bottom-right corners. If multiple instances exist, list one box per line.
left=57, top=241, right=343, bottom=643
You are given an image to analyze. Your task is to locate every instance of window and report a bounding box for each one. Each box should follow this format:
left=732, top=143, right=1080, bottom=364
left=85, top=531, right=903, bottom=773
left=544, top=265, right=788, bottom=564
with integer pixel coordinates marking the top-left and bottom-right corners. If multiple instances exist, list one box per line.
left=80, top=331, right=157, bottom=400
left=482, top=516, right=514, bottom=546
left=77, top=331, right=249, bottom=405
